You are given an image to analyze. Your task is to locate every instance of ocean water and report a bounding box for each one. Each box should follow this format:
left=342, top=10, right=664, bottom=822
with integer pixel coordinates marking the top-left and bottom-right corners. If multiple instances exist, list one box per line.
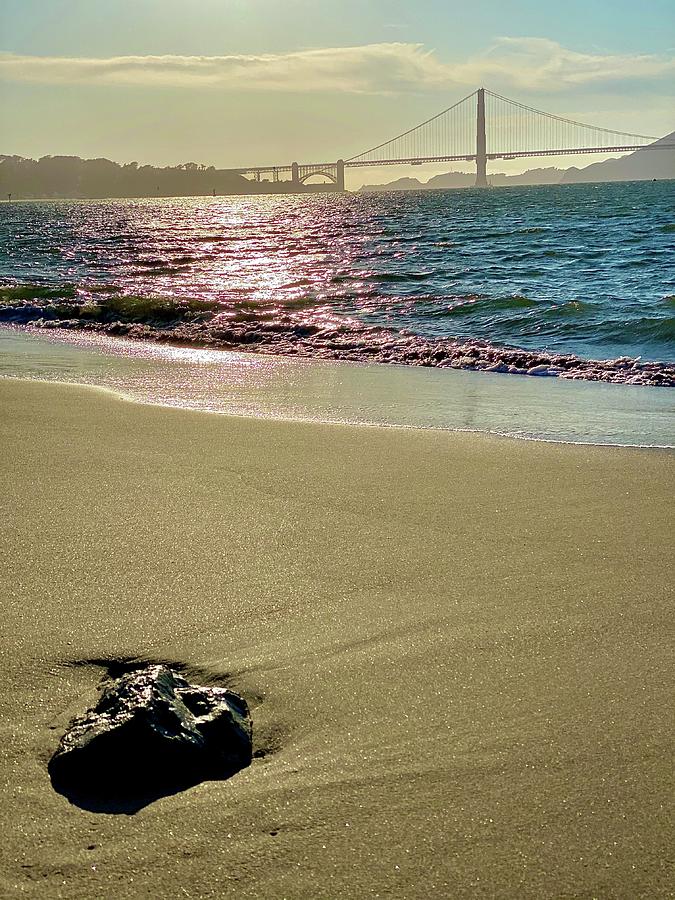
left=1, top=180, right=674, bottom=363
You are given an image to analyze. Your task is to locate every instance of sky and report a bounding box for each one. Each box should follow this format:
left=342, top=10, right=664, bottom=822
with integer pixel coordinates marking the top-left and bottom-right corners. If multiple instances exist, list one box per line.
left=1, top=0, right=674, bottom=188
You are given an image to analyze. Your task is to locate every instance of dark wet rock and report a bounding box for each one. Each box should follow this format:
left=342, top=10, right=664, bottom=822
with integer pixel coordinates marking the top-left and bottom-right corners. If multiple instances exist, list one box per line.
left=49, top=665, right=252, bottom=813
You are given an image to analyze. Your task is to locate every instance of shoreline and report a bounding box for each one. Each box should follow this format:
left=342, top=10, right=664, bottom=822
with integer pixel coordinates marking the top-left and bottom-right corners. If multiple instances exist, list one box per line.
left=1, top=378, right=673, bottom=898
left=1, top=306, right=674, bottom=387
left=2, top=327, right=674, bottom=449
left=4, top=373, right=675, bottom=451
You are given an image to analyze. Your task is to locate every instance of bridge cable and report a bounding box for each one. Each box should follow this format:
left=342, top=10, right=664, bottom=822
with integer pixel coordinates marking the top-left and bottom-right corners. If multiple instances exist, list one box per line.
left=345, top=89, right=478, bottom=161
left=484, top=90, right=657, bottom=141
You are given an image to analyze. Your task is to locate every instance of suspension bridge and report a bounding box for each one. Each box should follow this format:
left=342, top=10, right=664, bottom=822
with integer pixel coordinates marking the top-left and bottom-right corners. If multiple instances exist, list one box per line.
left=234, top=87, right=673, bottom=189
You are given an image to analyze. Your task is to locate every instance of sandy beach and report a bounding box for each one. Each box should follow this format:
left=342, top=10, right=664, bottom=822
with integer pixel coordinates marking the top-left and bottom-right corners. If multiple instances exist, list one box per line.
left=1, top=377, right=673, bottom=899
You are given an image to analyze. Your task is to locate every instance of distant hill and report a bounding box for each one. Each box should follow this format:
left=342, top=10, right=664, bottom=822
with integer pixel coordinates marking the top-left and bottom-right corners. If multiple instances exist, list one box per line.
left=359, top=175, right=429, bottom=192
left=359, top=166, right=564, bottom=192
left=561, top=132, right=675, bottom=183
left=489, top=168, right=564, bottom=186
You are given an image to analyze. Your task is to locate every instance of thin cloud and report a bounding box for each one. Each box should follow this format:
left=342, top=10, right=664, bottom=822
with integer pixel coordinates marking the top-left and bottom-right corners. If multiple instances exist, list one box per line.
left=468, top=37, right=675, bottom=90
left=0, top=38, right=673, bottom=94
left=0, top=44, right=444, bottom=93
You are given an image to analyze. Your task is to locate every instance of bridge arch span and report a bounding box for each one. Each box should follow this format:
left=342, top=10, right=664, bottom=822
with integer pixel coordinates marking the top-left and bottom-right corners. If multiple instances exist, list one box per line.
left=299, top=170, right=338, bottom=185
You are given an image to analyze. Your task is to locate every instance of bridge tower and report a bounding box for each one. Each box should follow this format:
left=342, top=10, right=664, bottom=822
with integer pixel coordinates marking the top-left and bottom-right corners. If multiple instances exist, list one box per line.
left=291, top=161, right=300, bottom=189
left=475, top=87, right=488, bottom=187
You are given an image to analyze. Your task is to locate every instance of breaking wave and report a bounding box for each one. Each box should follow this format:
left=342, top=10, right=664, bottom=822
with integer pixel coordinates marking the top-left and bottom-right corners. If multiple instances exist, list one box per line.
left=1, top=282, right=674, bottom=386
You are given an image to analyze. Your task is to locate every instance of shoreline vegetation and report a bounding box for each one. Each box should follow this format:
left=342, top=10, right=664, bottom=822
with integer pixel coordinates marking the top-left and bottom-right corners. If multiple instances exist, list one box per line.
left=1, top=377, right=673, bottom=898
left=1, top=287, right=673, bottom=386
left=0, top=154, right=339, bottom=199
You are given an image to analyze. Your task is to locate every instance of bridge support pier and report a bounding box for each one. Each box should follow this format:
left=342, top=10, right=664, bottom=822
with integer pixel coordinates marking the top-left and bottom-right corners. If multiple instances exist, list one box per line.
left=336, top=159, right=345, bottom=192
left=475, top=87, right=488, bottom=187
left=291, top=161, right=300, bottom=189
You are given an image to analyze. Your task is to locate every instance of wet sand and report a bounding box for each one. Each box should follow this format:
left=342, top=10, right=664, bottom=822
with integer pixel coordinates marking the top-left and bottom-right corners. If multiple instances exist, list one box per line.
left=1, top=378, right=673, bottom=899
